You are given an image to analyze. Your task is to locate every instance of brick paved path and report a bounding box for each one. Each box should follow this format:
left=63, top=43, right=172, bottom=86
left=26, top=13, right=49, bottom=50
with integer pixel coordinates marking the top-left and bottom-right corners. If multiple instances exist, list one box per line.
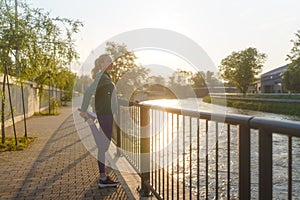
left=0, top=107, right=128, bottom=199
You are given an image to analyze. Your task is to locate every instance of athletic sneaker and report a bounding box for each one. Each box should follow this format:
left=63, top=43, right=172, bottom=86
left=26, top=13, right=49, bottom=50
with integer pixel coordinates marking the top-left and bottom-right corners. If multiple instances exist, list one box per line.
left=98, top=176, right=119, bottom=188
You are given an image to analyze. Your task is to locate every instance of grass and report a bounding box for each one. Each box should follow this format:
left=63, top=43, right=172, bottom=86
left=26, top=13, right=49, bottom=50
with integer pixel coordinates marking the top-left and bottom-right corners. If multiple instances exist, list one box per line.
left=0, top=136, right=36, bottom=152
left=33, top=110, right=60, bottom=116
left=203, top=96, right=300, bottom=116
left=226, top=94, right=300, bottom=99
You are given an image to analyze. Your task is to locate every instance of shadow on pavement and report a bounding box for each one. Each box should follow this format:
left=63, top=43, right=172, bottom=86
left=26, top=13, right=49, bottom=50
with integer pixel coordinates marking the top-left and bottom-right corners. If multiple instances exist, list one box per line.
left=10, top=114, right=128, bottom=199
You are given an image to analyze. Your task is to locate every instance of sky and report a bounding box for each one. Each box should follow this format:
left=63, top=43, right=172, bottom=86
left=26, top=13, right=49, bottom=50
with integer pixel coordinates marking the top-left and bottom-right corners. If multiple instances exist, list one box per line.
left=27, top=0, right=300, bottom=75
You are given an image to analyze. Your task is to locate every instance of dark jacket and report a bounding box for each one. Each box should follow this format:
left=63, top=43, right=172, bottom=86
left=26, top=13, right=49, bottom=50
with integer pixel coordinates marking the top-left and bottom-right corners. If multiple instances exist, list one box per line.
left=94, top=72, right=116, bottom=115
left=80, top=71, right=130, bottom=115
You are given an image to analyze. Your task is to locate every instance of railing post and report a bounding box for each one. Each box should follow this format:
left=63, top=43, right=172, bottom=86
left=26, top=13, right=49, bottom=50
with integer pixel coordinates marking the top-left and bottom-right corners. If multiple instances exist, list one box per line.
left=140, top=106, right=151, bottom=196
left=239, top=124, right=251, bottom=200
left=116, top=111, right=121, bottom=156
left=117, top=120, right=122, bottom=156
left=259, top=129, right=272, bottom=200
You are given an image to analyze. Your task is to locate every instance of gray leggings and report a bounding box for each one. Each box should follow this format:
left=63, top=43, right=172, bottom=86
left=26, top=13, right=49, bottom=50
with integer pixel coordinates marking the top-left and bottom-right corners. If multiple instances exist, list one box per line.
left=96, top=114, right=113, bottom=174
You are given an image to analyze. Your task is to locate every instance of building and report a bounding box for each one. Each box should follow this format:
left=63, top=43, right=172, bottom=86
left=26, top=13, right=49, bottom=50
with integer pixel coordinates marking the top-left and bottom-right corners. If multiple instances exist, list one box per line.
left=248, top=78, right=261, bottom=93
left=260, top=65, right=288, bottom=93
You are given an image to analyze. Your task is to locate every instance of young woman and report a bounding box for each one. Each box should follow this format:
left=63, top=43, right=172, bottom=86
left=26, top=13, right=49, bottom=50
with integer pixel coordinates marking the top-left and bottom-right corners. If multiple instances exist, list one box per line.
left=80, top=54, right=119, bottom=188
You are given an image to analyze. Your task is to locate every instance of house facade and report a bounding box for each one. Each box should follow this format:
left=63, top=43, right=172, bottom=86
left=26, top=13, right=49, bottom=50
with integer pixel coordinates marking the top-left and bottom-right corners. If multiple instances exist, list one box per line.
left=260, top=65, right=288, bottom=93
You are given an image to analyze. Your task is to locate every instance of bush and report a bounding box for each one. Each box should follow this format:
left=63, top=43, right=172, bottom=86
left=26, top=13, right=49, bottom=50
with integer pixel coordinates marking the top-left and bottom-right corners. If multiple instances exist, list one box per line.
left=0, top=136, right=36, bottom=152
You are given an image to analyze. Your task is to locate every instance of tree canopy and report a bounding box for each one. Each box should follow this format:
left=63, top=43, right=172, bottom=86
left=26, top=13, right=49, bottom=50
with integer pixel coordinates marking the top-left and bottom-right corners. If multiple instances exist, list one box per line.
left=0, top=0, right=82, bottom=88
left=1, top=0, right=82, bottom=141
left=283, top=30, right=300, bottom=93
left=218, top=47, right=267, bottom=94
left=105, top=41, right=149, bottom=97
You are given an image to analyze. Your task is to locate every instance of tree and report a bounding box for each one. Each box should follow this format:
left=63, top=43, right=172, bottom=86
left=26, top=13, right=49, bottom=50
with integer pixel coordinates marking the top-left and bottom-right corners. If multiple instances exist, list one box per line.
left=0, top=0, right=82, bottom=142
left=105, top=41, right=138, bottom=83
left=148, top=75, right=166, bottom=85
left=105, top=41, right=149, bottom=97
left=204, top=71, right=223, bottom=87
left=218, top=47, right=267, bottom=95
left=1, top=1, right=82, bottom=79
left=191, top=71, right=207, bottom=88
left=168, top=69, right=193, bottom=86
left=167, top=69, right=194, bottom=98
left=55, top=67, right=76, bottom=101
left=74, top=75, right=93, bottom=93
left=283, top=30, right=300, bottom=93
left=0, top=0, right=82, bottom=93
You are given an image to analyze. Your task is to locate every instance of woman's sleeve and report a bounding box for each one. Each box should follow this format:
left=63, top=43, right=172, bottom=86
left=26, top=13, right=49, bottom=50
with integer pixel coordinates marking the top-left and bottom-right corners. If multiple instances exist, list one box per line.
left=80, top=73, right=102, bottom=112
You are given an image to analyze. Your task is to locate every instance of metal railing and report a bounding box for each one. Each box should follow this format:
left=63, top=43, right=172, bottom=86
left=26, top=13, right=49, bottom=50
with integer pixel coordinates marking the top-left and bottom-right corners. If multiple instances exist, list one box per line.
left=113, top=103, right=300, bottom=199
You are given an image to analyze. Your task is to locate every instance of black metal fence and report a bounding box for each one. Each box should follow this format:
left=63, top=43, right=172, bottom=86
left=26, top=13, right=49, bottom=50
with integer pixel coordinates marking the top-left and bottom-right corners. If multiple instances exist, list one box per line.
left=113, top=103, right=300, bottom=199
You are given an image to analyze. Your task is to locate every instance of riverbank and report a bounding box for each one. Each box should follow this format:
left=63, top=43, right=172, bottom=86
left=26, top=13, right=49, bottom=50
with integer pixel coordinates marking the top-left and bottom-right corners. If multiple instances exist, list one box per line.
left=203, top=94, right=300, bottom=116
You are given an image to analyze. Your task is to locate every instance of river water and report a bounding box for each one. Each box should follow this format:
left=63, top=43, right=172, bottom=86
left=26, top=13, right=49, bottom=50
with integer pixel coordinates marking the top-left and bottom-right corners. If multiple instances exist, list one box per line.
left=144, top=98, right=300, bottom=199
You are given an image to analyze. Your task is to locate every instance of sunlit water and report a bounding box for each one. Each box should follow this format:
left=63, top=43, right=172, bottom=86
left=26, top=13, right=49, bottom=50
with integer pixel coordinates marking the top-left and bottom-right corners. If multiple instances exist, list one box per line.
left=143, top=98, right=300, bottom=199
left=144, top=98, right=300, bottom=121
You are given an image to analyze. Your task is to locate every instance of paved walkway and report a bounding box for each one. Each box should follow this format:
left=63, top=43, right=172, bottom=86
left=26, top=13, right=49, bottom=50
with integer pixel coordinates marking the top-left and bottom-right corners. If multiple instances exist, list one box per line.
left=0, top=105, right=129, bottom=199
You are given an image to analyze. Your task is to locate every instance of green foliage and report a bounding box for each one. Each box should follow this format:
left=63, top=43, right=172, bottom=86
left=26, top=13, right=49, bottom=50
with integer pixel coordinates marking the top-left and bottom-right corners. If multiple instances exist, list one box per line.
left=49, top=98, right=60, bottom=115
left=226, top=93, right=300, bottom=99
left=169, top=69, right=221, bottom=89
left=286, top=30, right=300, bottom=62
left=0, top=0, right=81, bottom=141
left=168, top=69, right=191, bottom=86
left=0, top=0, right=83, bottom=86
left=61, top=91, right=72, bottom=103
left=73, top=75, right=93, bottom=93
left=105, top=41, right=150, bottom=97
left=227, top=100, right=300, bottom=116
left=283, top=30, right=300, bottom=93
left=55, top=67, right=76, bottom=94
left=205, top=71, right=223, bottom=87
left=203, top=96, right=300, bottom=116
left=0, top=136, right=36, bottom=151
left=218, top=47, right=267, bottom=94
left=106, top=41, right=139, bottom=83
left=191, top=71, right=222, bottom=88
left=202, top=96, right=211, bottom=103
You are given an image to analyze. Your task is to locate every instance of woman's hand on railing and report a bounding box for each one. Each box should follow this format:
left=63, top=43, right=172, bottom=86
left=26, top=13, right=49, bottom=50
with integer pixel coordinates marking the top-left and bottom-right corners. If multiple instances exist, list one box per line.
left=130, top=100, right=140, bottom=106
